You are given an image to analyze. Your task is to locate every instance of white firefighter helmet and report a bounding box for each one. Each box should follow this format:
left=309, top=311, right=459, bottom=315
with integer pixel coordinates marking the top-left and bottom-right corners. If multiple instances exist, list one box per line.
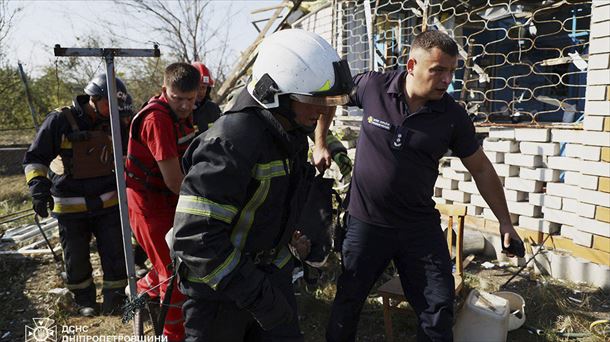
left=248, top=29, right=354, bottom=109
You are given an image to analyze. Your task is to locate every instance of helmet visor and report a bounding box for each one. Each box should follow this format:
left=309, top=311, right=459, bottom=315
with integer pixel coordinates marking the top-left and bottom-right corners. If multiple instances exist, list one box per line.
left=290, top=93, right=350, bottom=106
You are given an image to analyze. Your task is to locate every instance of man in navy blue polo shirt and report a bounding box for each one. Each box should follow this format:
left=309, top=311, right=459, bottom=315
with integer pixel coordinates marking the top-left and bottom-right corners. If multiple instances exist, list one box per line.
left=326, top=30, right=524, bottom=341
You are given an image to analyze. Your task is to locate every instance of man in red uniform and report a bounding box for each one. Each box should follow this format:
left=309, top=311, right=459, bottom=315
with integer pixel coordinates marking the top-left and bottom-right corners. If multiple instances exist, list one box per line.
left=125, top=62, right=199, bottom=341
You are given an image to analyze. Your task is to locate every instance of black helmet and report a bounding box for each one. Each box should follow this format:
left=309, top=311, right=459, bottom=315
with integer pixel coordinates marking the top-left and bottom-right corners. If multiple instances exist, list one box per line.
left=85, top=74, right=133, bottom=117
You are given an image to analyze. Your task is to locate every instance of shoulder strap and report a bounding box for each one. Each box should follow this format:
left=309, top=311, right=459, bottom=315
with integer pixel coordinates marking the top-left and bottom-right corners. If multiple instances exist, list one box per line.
left=57, top=107, right=80, bottom=132
left=130, top=98, right=178, bottom=142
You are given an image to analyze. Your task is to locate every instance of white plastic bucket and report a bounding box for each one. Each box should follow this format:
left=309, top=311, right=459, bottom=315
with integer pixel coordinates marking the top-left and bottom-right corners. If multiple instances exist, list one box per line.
left=454, top=289, right=509, bottom=342
left=494, top=291, right=526, bottom=331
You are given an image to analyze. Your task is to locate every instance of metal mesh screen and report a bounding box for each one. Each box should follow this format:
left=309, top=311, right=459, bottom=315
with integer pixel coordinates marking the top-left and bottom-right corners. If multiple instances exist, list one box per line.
left=329, top=0, right=591, bottom=124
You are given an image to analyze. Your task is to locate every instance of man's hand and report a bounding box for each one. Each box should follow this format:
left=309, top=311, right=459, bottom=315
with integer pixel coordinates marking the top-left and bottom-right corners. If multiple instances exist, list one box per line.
left=312, top=145, right=332, bottom=174
left=33, top=194, right=54, bottom=218
left=290, top=230, right=311, bottom=260
left=500, top=222, right=525, bottom=258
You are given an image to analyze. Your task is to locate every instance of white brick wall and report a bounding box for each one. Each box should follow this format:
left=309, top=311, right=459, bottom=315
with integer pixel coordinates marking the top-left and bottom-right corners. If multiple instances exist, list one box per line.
left=483, top=139, right=519, bottom=153
left=519, top=142, right=560, bottom=156
left=435, top=177, right=458, bottom=190
left=589, top=53, right=610, bottom=70
left=457, top=181, right=479, bottom=194
left=584, top=116, right=607, bottom=131
left=492, top=163, right=519, bottom=177
left=546, top=182, right=579, bottom=199
left=505, top=189, right=527, bottom=202
left=551, top=129, right=582, bottom=143
left=514, top=128, right=550, bottom=142
left=578, top=188, right=610, bottom=207
left=577, top=201, right=597, bottom=219
left=505, top=177, right=543, bottom=193
left=520, top=167, right=560, bottom=182
left=507, top=200, right=541, bottom=217
left=504, top=153, right=543, bottom=168
left=542, top=207, right=579, bottom=226
left=442, top=168, right=472, bottom=181
left=530, top=193, right=562, bottom=209
left=579, top=160, right=610, bottom=177
left=547, top=156, right=582, bottom=172
left=575, top=216, right=610, bottom=237
left=489, top=127, right=515, bottom=140
left=564, top=144, right=601, bottom=161
left=587, top=69, right=610, bottom=86
left=443, top=189, right=471, bottom=203
left=518, top=216, right=560, bottom=234
left=484, top=151, right=505, bottom=163
left=586, top=85, right=608, bottom=100
left=584, top=101, right=610, bottom=116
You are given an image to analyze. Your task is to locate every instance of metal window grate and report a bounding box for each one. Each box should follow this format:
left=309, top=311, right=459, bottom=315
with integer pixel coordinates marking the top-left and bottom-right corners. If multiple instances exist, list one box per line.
left=319, top=0, right=592, bottom=125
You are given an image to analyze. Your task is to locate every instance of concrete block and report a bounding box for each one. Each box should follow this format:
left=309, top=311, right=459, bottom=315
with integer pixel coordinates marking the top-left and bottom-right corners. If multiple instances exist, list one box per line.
left=519, top=141, right=560, bottom=156
left=592, top=21, right=610, bottom=38
left=505, top=177, right=543, bottom=192
left=443, top=189, right=471, bottom=203
left=587, top=69, right=610, bottom=86
left=435, top=176, right=458, bottom=190
left=542, top=207, right=579, bottom=226
left=538, top=194, right=563, bottom=209
left=584, top=115, right=607, bottom=131
left=586, top=85, right=608, bottom=100
left=592, top=4, right=610, bottom=22
left=504, top=153, right=543, bottom=168
left=603, top=147, right=610, bottom=162
left=466, top=204, right=483, bottom=216
left=483, top=208, right=519, bottom=224
left=577, top=201, right=597, bottom=219
left=507, top=200, right=542, bottom=217
left=546, top=182, right=579, bottom=199
left=471, top=194, right=488, bottom=208
left=563, top=171, right=581, bottom=186
left=589, top=53, right=610, bottom=70
left=514, top=128, right=550, bottom=142
left=519, top=167, right=560, bottom=182
left=596, top=205, right=610, bottom=222
left=547, top=156, right=582, bottom=172
left=551, top=129, right=581, bottom=143
left=600, top=177, right=610, bottom=192
left=505, top=189, right=527, bottom=202
left=442, top=167, right=472, bottom=181
left=484, top=151, right=505, bottom=163
left=580, top=160, right=610, bottom=177
left=433, top=197, right=452, bottom=205
left=575, top=216, right=610, bottom=237
left=577, top=173, right=599, bottom=190
left=483, top=139, right=519, bottom=153
left=560, top=225, right=577, bottom=240
left=581, top=131, right=610, bottom=147
left=488, top=127, right=515, bottom=140
left=492, top=163, right=519, bottom=177
left=562, top=198, right=579, bottom=213
left=458, top=181, right=479, bottom=194
left=584, top=101, right=610, bottom=116
left=564, top=144, right=601, bottom=161
left=591, top=37, right=610, bottom=54
left=578, top=188, right=610, bottom=207
left=572, top=230, right=594, bottom=247
left=518, top=216, right=560, bottom=234
left=449, top=158, right=469, bottom=172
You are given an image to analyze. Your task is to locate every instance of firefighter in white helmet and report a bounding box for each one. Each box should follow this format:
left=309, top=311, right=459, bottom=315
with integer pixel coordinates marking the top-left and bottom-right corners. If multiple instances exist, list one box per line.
left=172, top=29, right=353, bottom=341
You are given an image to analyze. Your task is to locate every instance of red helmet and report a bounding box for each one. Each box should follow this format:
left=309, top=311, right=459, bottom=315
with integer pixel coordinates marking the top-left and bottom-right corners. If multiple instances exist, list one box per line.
left=192, top=61, right=214, bottom=87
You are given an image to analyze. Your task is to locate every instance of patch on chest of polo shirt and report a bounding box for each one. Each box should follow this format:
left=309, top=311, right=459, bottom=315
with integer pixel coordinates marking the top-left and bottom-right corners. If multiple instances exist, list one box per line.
left=367, top=116, right=392, bottom=131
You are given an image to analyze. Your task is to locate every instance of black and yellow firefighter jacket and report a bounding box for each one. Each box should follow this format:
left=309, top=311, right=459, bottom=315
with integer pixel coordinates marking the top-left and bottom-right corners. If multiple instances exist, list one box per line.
left=173, top=89, right=313, bottom=307
left=23, top=95, right=124, bottom=217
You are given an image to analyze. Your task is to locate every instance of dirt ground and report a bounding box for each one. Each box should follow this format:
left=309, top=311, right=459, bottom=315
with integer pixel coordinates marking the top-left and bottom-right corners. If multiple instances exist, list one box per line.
left=0, top=247, right=608, bottom=342
left=0, top=176, right=608, bottom=341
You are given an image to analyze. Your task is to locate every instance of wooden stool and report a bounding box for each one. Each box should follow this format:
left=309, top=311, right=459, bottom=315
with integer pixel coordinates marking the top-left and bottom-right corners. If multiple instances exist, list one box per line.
left=377, top=204, right=467, bottom=342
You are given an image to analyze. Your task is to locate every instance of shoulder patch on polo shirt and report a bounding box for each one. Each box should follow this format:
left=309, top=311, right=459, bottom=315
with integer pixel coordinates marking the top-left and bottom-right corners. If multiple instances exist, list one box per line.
left=367, top=116, right=392, bottom=131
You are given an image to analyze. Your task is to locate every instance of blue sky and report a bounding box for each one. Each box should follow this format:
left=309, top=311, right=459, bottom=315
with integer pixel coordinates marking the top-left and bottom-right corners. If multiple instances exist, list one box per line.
left=5, top=0, right=281, bottom=76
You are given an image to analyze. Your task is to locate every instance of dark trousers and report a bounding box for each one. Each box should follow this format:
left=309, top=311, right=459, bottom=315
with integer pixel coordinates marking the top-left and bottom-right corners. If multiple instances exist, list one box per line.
left=57, top=209, right=127, bottom=304
left=181, top=261, right=303, bottom=342
left=326, top=214, right=454, bottom=342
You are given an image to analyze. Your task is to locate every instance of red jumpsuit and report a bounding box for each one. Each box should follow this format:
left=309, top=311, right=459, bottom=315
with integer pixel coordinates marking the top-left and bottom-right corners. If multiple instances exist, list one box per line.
left=126, top=94, right=195, bottom=341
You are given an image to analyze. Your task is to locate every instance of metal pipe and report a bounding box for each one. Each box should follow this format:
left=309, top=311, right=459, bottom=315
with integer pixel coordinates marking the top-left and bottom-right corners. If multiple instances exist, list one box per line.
left=104, top=57, right=138, bottom=301
left=17, top=62, right=39, bottom=131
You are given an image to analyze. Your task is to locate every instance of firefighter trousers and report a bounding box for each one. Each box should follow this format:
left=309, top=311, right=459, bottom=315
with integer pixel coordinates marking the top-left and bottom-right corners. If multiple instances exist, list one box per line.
left=57, top=209, right=127, bottom=307
left=130, top=206, right=185, bottom=342
left=326, top=214, right=454, bottom=342
left=180, top=260, right=303, bottom=342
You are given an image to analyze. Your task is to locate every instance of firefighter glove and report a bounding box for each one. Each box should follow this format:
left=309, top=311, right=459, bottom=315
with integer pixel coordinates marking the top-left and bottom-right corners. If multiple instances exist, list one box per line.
left=30, top=178, right=53, bottom=218
left=332, top=151, right=352, bottom=178
left=246, top=277, right=293, bottom=331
